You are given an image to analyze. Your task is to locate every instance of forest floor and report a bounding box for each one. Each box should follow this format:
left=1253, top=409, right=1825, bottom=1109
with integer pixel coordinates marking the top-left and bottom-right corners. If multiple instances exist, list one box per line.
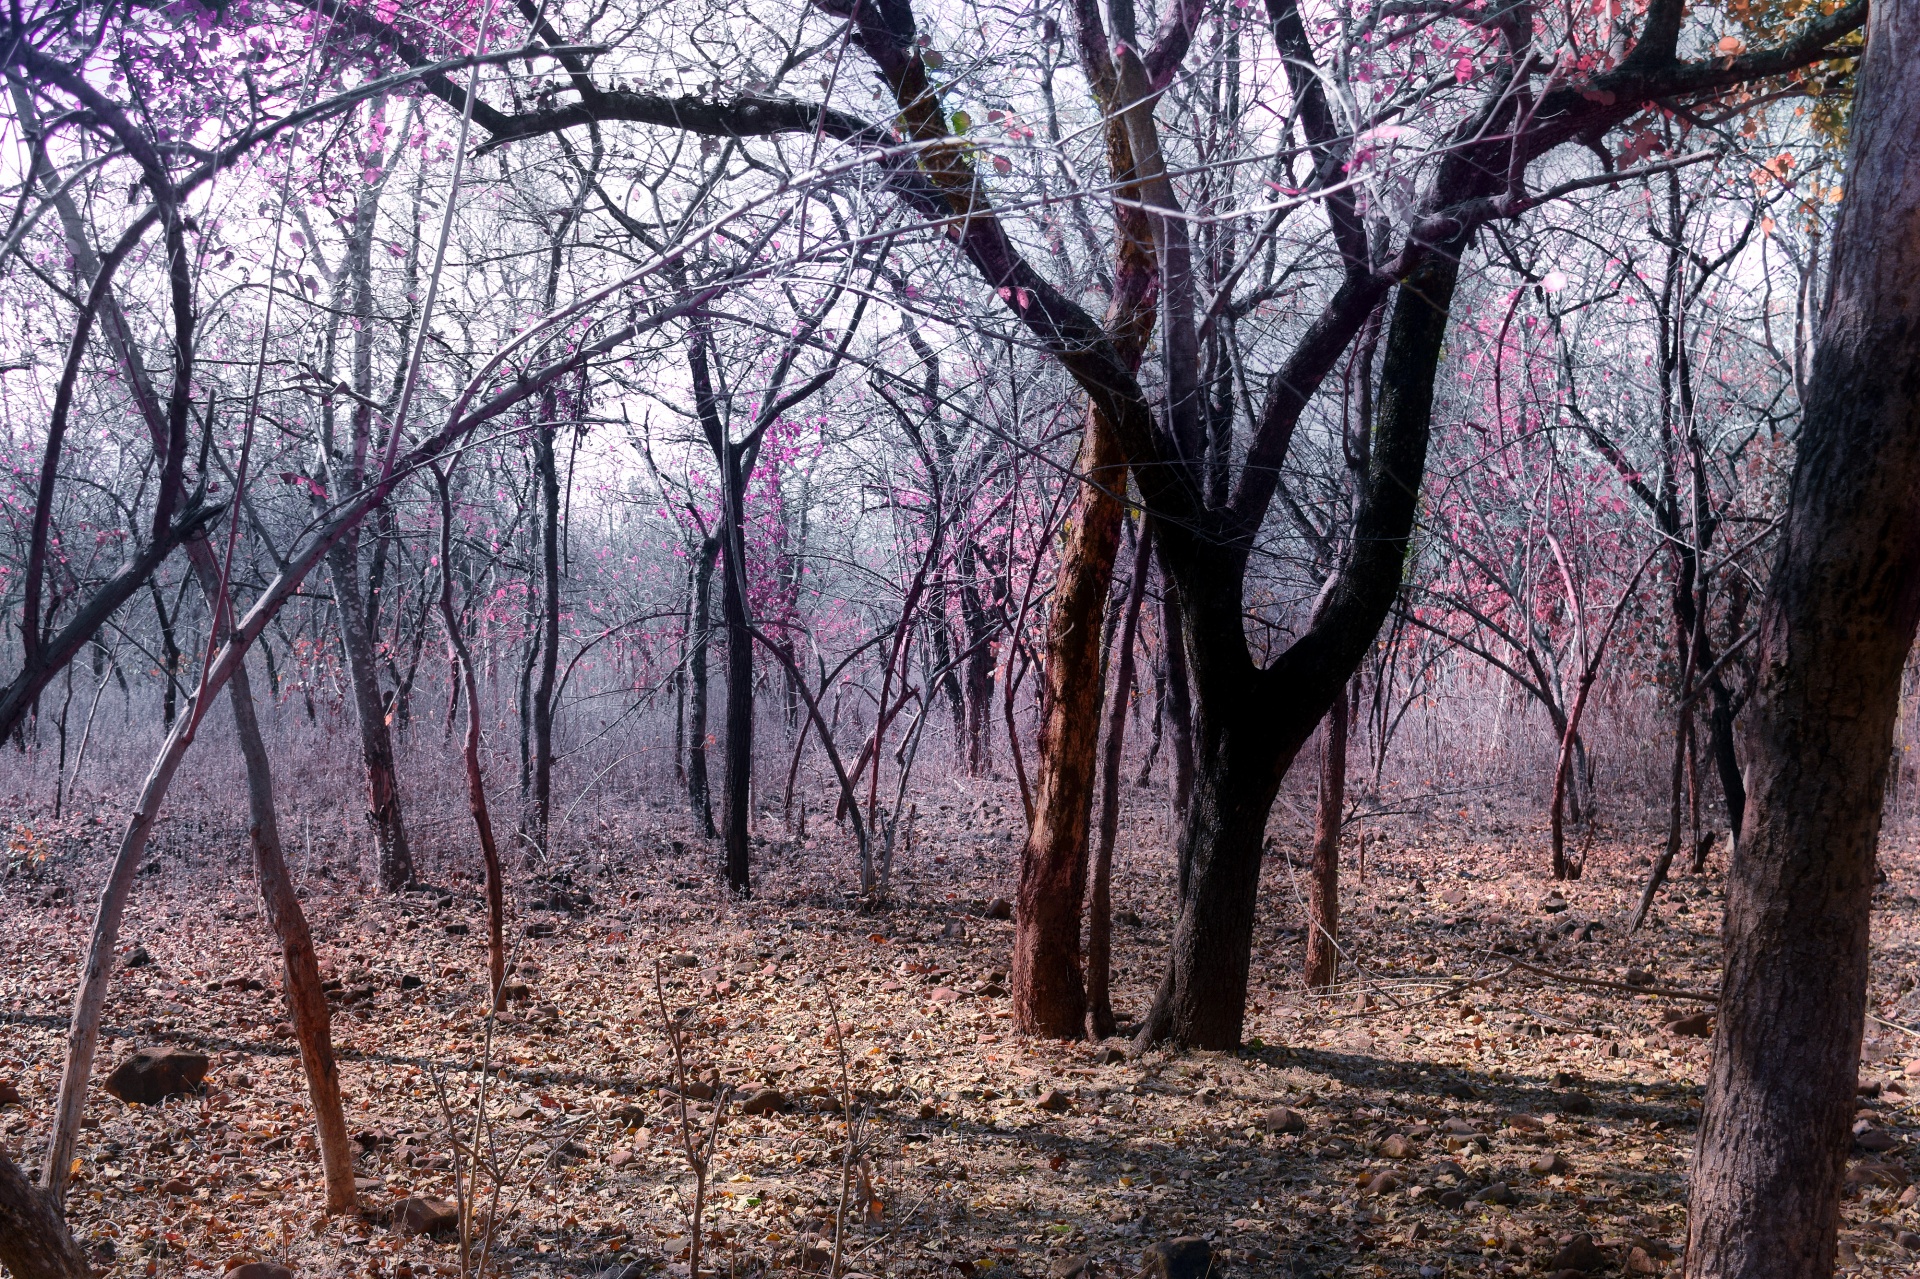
left=8, top=782, right=1920, bottom=1279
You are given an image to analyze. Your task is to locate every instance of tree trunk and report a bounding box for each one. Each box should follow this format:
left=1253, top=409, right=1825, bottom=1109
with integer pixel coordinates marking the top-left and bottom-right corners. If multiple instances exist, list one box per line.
left=1159, top=574, right=1196, bottom=819
left=1304, top=688, right=1347, bottom=990
left=688, top=535, right=719, bottom=838
left=719, top=453, right=755, bottom=895
left=1686, top=7, right=1920, bottom=1274
left=329, top=542, right=415, bottom=891
left=0, top=1149, right=86, bottom=1279
left=1010, top=403, right=1129, bottom=1037
left=1088, top=523, right=1153, bottom=1040
left=529, top=420, right=561, bottom=851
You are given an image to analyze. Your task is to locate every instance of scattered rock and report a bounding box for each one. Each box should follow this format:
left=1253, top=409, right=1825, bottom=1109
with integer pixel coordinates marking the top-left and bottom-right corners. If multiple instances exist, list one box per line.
left=0, top=1079, right=19, bottom=1106
left=1364, top=1171, right=1401, bottom=1194
left=389, top=1196, right=459, bottom=1238
left=1141, top=1236, right=1212, bottom=1279
left=666, top=953, right=701, bottom=968
left=983, top=898, right=1013, bottom=921
left=104, top=1046, right=208, bottom=1104
left=123, top=945, right=153, bottom=968
left=1624, top=967, right=1655, bottom=987
left=228, top=1264, right=295, bottom=1279
left=1379, top=1133, right=1415, bottom=1158
left=1529, top=1152, right=1568, bottom=1176
left=928, top=987, right=960, bottom=1005
left=1541, top=893, right=1569, bottom=913
left=1050, top=1256, right=1090, bottom=1279
left=741, top=1087, right=786, bottom=1116
left=1551, top=1234, right=1605, bottom=1272
left=160, top=1177, right=194, bottom=1195
left=1036, top=1089, right=1072, bottom=1113
left=398, top=974, right=424, bottom=991
left=1664, top=1011, right=1713, bottom=1037
left=1097, top=1047, right=1126, bottom=1065
left=1262, top=1107, right=1307, bottom=1134
left=1472, top=1181, right=1517, bottom=1205
left=443, top=922, right=469, bottom=936
left=1556, top=1091, right=1595, bottom=1116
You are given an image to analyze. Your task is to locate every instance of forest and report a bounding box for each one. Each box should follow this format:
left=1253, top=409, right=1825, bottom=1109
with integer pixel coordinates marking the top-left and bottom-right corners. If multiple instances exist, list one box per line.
left=0, top=0, right=1917, bottom=1275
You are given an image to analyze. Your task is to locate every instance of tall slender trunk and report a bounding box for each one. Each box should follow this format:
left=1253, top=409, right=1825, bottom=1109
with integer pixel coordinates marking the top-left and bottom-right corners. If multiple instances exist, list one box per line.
left=1088, top=523, right=1152, bottom=1039
left=688, top=535, right=719, bottom=837
left=1686, top=9, right=1920, bottom=1274
left=330, top=543, right=414, bottom=891
left=1305, top=688, right=1347, bottom=990
left=529, top=420, right=561, bottom=850
left=718, top=443, right=754, bottom=896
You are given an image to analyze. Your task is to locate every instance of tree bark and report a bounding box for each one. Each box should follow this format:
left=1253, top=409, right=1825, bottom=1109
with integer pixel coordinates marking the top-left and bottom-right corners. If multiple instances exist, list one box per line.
left=688, top=535, right=719, bottom=838
left=718, top=440, right=755, bottom=896
left=529, top=419, right=562, bottom=850
left=0, top=1149, right=86, bottom=1279
left=1088, top=522, right=1152, bottom=1039
left=1304, top=688, right=1347, bottom=989
left=1685, top=5, right=1920, bottom=1274
left=1159, top=574, right=1196, bottom=819
left=330, top=542, right=416, bottom=891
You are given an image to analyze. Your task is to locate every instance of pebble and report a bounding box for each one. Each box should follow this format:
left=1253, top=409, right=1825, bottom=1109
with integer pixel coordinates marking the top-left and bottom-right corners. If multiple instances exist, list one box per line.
left=1378, top=1133, right=1414, bottom=1158
left=1036, top=1089, right=1072, bottom=1113
left=123, top=944, right=153, bottom=968
left=1262, top=1107, right=1307, bottom=1134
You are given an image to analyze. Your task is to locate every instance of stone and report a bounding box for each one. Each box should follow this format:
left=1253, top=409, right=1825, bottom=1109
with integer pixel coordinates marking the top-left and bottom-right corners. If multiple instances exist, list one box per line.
left=928, top=987, right=960, bottom=1005
left=104, top=1046, right=208, bottom=1104
left=1624, top=1246, right=1660, bottom=1275
left=1556, top=1091, right=1595, bottom=1116
left=1036, top=1089, right=1072, bottom=1113
left=667, top=953, right=701, bottom=968
left=389, top=1196, right=459, bottom=1238
left=522, top=920, right=556, bottom=938
left=1472, top=1181, right=1517, bottom=1206
left=1365, top=1171, right=1401, bottom=1194
left=1379, top=1133, right=1414, bottom=1158
left=1846, top=1158, right=1908, bottom=1190
left=1551, top=1233, right=1605, bottom=1272
left=1141, top=1236, right=1212, bottom=1279
left=0, top=1079, right=19, bottom=1106
left=1624, top=967, right=1655, bottom=987
left=1529, top=1152, right=1568, bottom=1176
left=1097, top=1047, right=1126, bottom=1065
left=983, top=898, right=1013, bottom=921
left=443, top=922, right=469, bottom=936
left=123, top=945, right=153, bottom=968
left=1856, top=1126, right=1900, bottom=1153
left=1049, top=1256, right=1089, bottom=1279
left=741, top=1087, right=786, bottom=1116
left=1262, top=1107, right=1307, bottom=1134
left=1664, top=1012, right=1713, bottom=1037
left=1541, top=894, right=1569, bottom=914
left=160, top=1177, right=194, bottom=1195
left=228, top=1264, right=295, bottom=1279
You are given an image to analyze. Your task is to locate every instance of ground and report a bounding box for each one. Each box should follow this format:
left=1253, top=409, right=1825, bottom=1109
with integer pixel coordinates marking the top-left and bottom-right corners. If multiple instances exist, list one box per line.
left=7, top=783, right=1920, bottom=1279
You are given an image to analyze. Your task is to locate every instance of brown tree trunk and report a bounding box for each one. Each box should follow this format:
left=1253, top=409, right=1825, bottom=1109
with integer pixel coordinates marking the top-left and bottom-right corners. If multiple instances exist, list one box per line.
left=1088, top=522, right=1152, bottom=1040
left=1159, top=574, right=1196, bottom=819
left=330, top=544, right=416, bottom=891
left=687, top=535, right=719, bottom=838
left=1686, top=6, right=1920, bottom=1274
left=528, top=418, right=561, bottom=851
left=0, top=1149, right=86, bottom=1279
left=1304, top=688, right=1347, bottom=990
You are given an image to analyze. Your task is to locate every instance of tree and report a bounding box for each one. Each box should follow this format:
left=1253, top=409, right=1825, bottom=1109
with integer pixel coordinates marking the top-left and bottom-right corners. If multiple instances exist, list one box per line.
left=1685, top=0, right=1920, bottom=1271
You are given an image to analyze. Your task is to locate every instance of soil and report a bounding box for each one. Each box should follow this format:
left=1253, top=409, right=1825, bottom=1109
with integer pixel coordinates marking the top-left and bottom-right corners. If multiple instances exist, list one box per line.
left=6, top=786, right=1920, bottom=1278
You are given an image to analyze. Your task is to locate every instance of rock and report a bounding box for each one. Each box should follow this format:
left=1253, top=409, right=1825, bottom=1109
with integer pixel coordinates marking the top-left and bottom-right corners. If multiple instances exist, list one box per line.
left=1379, top=1133, right=1414, bottom=1158
left=1855, top=1126, right=1901, bottom=1153
left=1472, top=1181, right=1517, bottom=1205
left=1365, top=1171, right=1401, bottom=1194
left=1551, top=1234, right=1605, bottom=1272
left=667, top=953, right=701, bottom=968
left=1050, top=1256, right=1090, bottom=1279
left=160, top=1177, right=193, bottom=1195
left=1141, top=1236, right=1212, bottom=1279
left=443, top=922, right=469, bottom=936
left=1624, top=967, right=1655, bottom=987
left=0, top=1079, right=19, bottom=1106
left=941, top=919, right=967, bottom=941
left=1664, top=1011, right=1713, bottom=1037
left=1556, top=1091, right=1595, bottom=1116
left=123, top=944, right=154, bottom=968
left=1097, top=1047, right=1126, bottom=1065
left=1624, top=1246, right=1660, bottom=1275
left=398, top=974, right=424, bottom=991
left=1897, top=1230, right=1920, bottom=1251
left=1529, top=1152, right=1568, bottom=1176
left=522, top=920, right=556, bottom=938
left=1262, top=1107, right=1307, bottom=1134
left=1541, top=894, right=1569, bottom=914
left=389, top=1196, right=459, bottom=1238
left=928, top=987, right=960, bottom=1004
left=1846, top=1158, right=1909, bottom=1190
left=983, top=898, right=1013, bottom=921
left=741, top=1088, right=786, bottom=1116
left=228, top=1264, right=295, bottom=1279
left=104, top=1046, right=208, bottom=1104
left=1036, top=1089, right=1072, bottom=1113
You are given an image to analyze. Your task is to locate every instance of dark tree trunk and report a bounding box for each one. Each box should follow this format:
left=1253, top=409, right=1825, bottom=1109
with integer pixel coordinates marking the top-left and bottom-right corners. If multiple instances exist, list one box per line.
left=1305, top=688, right=1347, bottom=989
left=718, top=443, right=755, bottom=896
left=0, top=1150, right=86, bottom=1279
left=958, top=552, right=999, bottom=775
left=1089, top=523, right=1152, bottom=1040
left=688, top=535, right=719, bottom=838
left=529, top=419, right=561, bottom=850
left=329, top=541, right=414, bottom=891
left=1159, top=573, right=1196, bottom=819
left=1686, top=8, right=1920, bottom=1274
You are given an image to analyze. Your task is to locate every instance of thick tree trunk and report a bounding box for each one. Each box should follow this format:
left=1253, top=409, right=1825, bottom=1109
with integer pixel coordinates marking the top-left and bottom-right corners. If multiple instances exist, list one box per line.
left=1010, top=404, right=1129, bottom=1037
left=329, top=542, right=415, bottom=891
left=688, top=536, right=719, bottom=838
left=719, top=448, right=754, bottom=896
left=1685, top=8, right=1920, bottom=1275
left=1159, top=575, right=1196, bottom=819
left=0, top=1150, right=86, bottom=1279
left=1304, top=689, right=1347, bottom=990
left=1088, top=523, right=1153, bottom=1039
left=529, top=421, right=562, bottom=851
